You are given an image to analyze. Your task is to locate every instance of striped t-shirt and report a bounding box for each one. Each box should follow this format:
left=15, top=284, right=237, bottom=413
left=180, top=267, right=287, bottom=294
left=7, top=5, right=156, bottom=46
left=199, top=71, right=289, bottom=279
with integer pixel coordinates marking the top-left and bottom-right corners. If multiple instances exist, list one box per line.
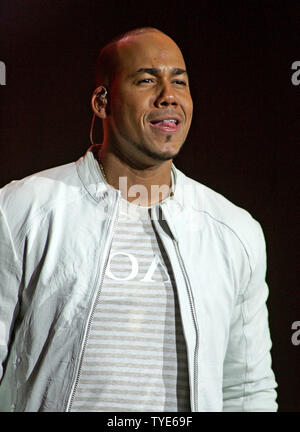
left=71, top=197, right=190, bottom=412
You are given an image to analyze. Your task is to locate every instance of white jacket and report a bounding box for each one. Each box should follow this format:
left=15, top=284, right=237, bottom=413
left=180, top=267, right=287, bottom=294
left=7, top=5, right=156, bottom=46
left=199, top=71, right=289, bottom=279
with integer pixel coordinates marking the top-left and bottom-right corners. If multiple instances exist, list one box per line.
left=0, top=145, right=278, bottom=411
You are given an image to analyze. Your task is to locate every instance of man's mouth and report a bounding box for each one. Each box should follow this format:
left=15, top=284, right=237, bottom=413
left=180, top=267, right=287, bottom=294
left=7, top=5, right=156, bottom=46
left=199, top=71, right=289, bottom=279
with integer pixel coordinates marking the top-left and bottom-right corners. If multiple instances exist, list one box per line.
left=149, top=118, right=181, bottom=132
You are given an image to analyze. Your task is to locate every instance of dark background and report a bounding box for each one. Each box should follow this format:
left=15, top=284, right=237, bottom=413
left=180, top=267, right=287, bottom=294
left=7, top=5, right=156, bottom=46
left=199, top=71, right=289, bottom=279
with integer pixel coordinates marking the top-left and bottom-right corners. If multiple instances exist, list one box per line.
left=0, top=0, right=299, bottom=412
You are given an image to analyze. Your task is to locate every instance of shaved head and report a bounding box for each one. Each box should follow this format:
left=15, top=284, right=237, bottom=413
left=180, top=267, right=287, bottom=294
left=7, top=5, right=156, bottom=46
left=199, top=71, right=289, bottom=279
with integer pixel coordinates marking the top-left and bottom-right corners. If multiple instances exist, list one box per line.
left=95, top=27, right=175, bottom=87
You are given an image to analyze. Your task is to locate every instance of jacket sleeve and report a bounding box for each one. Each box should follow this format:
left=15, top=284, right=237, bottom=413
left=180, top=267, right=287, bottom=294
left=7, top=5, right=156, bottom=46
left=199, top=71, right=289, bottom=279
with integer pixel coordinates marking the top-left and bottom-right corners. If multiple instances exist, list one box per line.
left=0, top=205, right=21, bottom=383
left=222, top=220, right=278, bottom=411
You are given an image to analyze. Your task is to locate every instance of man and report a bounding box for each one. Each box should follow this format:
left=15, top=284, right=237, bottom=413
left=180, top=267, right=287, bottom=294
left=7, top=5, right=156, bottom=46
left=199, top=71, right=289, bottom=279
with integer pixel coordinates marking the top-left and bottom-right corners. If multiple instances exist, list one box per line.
left=0, top=27, right=277, bottom=412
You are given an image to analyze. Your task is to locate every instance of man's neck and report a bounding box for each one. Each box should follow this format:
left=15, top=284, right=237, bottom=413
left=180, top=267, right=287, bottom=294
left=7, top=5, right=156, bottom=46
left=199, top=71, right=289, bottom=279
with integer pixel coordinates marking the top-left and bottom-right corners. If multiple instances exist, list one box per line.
left=97, top=148, right=173, bottom=207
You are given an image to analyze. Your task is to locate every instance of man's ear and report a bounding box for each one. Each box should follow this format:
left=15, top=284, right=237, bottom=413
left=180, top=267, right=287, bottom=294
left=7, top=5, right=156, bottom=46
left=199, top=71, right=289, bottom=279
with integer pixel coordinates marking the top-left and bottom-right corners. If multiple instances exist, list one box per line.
left=91, top=85, right=108, bottom=119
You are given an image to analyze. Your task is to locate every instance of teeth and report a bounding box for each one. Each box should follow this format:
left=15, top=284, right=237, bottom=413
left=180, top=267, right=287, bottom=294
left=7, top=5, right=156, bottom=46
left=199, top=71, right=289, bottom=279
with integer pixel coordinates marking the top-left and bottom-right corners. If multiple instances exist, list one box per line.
left=162, top=119, right=177, bottom=123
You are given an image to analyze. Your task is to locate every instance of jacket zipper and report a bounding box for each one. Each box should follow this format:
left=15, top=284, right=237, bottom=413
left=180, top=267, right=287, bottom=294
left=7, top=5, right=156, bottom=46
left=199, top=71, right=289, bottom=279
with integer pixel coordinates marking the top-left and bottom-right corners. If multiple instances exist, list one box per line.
left=65, top=194, right=120, bottom=411
left=173, top=239, right=199, bottom=412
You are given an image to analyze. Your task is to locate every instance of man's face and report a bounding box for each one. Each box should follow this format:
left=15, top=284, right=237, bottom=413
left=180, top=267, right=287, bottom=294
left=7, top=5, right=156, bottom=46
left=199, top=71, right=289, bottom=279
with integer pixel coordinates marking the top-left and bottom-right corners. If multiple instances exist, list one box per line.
left=104, top=32, right=193, bottom=166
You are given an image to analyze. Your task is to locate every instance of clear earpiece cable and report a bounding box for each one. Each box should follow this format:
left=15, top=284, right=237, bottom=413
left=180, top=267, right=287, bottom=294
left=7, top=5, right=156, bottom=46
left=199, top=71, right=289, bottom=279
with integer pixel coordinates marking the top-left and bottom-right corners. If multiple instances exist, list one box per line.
left=89, top=113, right=96, bottom=146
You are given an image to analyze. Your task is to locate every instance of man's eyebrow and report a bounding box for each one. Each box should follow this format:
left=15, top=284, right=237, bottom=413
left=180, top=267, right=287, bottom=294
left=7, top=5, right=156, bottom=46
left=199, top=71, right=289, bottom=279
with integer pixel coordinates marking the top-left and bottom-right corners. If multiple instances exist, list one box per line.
left=171, top=68, right=188, bottom=76
left=134, top=67, right=188, bottom=76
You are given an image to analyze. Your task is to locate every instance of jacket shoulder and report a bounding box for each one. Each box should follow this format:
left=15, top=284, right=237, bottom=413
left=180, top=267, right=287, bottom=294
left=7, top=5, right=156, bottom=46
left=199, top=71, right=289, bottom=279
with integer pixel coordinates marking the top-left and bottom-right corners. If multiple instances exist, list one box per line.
left=0, top=161, right=80, bottom=229
left=175, top=168, right=266, bottom=269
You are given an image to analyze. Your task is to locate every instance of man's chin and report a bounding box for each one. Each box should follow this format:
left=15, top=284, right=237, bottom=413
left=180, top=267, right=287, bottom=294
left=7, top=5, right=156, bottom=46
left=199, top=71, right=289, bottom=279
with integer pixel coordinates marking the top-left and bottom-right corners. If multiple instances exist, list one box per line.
left=141, top=143, right=183, bottom=162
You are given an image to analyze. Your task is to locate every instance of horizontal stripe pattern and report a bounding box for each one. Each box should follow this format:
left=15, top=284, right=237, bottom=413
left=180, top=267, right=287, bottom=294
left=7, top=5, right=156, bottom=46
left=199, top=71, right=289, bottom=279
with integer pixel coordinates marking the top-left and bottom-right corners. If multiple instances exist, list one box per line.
left=71, top=199, right=190, bottom=412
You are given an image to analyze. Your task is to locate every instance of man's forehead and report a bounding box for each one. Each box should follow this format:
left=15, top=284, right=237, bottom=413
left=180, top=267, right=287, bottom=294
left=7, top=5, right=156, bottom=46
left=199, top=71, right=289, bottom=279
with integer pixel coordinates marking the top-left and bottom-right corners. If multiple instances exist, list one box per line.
left=114, top=32, right=186, bottom=72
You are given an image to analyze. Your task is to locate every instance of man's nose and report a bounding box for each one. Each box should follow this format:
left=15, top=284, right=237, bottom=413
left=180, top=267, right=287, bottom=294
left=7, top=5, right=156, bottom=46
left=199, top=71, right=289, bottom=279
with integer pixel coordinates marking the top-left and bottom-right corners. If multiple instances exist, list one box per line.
left=154, top=82, right=178, bottom=107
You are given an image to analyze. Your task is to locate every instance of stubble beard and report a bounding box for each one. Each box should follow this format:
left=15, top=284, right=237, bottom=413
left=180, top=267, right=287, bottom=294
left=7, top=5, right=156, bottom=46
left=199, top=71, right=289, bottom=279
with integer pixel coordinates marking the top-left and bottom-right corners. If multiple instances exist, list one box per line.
left=136, top=135, right=184, bottom=162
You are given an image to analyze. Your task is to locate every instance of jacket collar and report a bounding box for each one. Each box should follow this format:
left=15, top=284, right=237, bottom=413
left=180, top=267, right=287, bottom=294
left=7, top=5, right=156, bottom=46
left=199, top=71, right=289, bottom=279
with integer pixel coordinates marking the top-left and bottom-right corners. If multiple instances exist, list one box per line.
left=75, top=145, right=113, bottom=202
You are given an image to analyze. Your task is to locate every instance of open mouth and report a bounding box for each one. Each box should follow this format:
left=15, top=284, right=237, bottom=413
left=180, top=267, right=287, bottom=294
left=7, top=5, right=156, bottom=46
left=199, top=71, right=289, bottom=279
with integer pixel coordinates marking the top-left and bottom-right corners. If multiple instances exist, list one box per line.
left=149, top=118, right=181, bottom=132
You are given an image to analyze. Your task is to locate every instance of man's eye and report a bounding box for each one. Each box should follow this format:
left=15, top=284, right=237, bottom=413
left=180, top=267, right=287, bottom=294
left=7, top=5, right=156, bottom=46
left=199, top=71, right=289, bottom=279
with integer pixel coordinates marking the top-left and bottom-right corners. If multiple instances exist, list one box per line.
left=173, top=80, right=187, bottom=86
left=138, top=78, right=153, bottom=84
